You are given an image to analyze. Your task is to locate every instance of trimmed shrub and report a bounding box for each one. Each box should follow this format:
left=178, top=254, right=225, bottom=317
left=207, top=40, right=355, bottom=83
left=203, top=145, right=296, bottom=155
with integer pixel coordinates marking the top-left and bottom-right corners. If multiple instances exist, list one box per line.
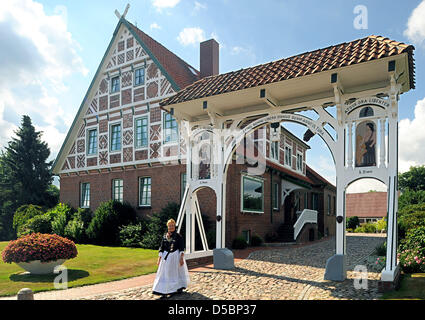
left=1, top=233, right=78, bottom=263
left=354, top=223, right=376, bottom=233
left=346, top=216, right=360, bottom=230
left=232, top=237, right=248, bottom=249
left=13, top=205, right=44, bottom=234
left=75, top=208, right=93, bottom=229
left=398, top=203, right=425, bottom=240
left=374, top=217, right=387, bottom=233
left=86, top=201, right=137, bottom=246
left=250, top=235, right=263, bottom=247
left=51, top=210, right=69, bottom=237
left=119, top=222, right=147, bottom=248
left=140, top=213, right=165, bottom=250
left=64, top=219, right=85, bottom=243
left=63, top=208, right=93, bottom=244
left=18, top=215, right=52, bottom=237
left=140, top=202, right=179, bottom=250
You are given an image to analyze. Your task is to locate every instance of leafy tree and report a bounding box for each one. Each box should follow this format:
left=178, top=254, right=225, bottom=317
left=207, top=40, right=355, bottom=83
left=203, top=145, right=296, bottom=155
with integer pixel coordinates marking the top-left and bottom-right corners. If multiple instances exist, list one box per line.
left=398, top=189, right=425, bottom=210
left=399, top=165, right=425, bottom=192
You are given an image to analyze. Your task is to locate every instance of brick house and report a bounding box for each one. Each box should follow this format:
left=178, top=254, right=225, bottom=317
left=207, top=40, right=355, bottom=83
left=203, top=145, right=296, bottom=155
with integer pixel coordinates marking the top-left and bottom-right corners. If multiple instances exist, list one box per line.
left=346, top=192, right=387, bottom=224
left=52, top=18, right=335, bottom=247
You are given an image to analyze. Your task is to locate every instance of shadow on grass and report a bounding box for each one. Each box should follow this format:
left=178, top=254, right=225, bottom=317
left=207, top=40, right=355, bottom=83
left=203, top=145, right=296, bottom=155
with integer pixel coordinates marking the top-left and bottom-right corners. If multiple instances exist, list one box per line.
left=9, top=269, right=90, bottom=283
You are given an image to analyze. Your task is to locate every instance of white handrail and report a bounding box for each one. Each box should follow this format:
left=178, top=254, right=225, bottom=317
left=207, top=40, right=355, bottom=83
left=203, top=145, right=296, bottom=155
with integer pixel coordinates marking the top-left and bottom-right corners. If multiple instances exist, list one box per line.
left=293, top=209, right=317, bottom=240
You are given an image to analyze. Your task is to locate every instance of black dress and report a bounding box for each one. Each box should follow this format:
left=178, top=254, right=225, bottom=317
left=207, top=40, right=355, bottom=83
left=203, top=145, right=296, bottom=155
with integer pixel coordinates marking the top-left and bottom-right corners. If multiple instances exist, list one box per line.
left=362, top=139, right=376, bottom=166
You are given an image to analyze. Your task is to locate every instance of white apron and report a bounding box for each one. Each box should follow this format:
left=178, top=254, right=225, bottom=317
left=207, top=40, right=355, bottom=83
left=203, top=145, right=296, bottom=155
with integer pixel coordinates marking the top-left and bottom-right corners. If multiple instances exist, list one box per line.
left=152, top=250, right=190, bottom=295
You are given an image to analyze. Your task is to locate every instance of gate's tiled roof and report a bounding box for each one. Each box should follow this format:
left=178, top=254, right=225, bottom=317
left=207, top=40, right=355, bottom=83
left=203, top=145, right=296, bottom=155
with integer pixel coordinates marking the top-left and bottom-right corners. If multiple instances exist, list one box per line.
left=161, top=35, right=415, bottom=106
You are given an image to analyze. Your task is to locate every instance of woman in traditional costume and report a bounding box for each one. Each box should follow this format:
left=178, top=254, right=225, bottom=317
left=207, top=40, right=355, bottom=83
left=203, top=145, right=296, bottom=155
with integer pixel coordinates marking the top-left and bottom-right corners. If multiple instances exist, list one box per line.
left=152, top=219, right=190, bottom=297
left=361, top=123, right=376, bottom=167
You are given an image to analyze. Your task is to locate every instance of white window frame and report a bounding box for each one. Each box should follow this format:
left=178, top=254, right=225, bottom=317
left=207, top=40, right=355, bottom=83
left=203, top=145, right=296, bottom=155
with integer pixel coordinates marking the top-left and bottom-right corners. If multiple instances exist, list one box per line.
left=284, top=145, right=292, bottom=167
left=296, top=152, right=303, bottom=172
left=86, top=128, right=98, bottom=156
left=110, top=75, right=120, bottom=93
left=80, top=182, right=90, bottom=208
left=134, top=116, right=149, bottom=149
left=134, top=67, right=145, bottom=87
left=163, top=112, right=178, bottom=144
left=270, top=141, right=279, bottom=162
left=139, top=176, right=152, bottom=207
left=110, top=122, right=122, bottom=153
left=241, top=175, right=264, bottom=214
left=112, top=179, right=124, bottom=202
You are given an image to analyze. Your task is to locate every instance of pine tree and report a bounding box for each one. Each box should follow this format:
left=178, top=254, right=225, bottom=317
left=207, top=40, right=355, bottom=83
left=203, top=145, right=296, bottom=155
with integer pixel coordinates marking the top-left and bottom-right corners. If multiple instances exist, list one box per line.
left=0, top=116, right=54, bottom=239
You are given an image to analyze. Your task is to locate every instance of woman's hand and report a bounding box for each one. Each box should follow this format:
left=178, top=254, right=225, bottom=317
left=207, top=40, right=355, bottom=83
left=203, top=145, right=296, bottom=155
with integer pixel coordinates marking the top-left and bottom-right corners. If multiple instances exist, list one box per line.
left=157, top=257, right=161, bottom=266
left=180, top=256, right=184, bottom=266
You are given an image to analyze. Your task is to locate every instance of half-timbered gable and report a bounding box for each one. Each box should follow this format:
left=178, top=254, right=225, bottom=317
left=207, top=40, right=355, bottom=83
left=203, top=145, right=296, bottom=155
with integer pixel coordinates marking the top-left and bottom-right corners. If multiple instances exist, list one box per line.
left=54, top=19, right=200, bottom=175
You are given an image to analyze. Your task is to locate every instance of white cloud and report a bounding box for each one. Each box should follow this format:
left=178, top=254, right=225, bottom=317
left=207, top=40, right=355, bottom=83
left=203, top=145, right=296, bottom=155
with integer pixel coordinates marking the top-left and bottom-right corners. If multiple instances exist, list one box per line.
left=309, top=155, right=336, bottom=185
left=152, top=0, right=180, bottom=11
left=399, top=97, right=425, bottom=172
left=230, top=45, right=256, bottom=63
left=193, top=1, right=207, bottom=14
left=150, top=22, right=161, bottom=30
left=177, top=27, right=206, bottom=46
left=346, top=179, right=387, bottom=193
left=231, top=46, right=247, bottom=55
left=404, top=0, right=425, bottom=45
left=0, top=0, right=87, bottom=161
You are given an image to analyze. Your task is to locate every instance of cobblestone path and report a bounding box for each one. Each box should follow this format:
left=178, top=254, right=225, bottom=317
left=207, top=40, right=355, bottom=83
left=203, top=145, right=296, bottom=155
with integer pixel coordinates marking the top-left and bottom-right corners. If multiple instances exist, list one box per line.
left=80, top=234, right=386, bottom=300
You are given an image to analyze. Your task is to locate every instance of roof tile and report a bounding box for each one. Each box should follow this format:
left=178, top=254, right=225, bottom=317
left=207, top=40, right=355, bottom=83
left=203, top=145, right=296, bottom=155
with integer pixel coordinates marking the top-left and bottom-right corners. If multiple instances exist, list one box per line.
left=161, top=35, right=414, bottom=107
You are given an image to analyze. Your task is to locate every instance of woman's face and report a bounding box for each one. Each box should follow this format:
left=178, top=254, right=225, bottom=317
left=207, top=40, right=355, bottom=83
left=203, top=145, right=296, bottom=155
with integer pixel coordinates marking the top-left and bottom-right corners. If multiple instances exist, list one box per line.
left=168, top=222, right=176, bottom=233
left=366, top=124, right=373, bottom=136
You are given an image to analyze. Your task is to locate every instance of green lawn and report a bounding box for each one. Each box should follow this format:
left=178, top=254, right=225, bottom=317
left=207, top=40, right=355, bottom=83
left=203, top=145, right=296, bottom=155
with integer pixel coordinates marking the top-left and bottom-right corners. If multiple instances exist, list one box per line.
left=381, top=273, right=425, bottom=300
left=0, top=241, right=158, bottom=297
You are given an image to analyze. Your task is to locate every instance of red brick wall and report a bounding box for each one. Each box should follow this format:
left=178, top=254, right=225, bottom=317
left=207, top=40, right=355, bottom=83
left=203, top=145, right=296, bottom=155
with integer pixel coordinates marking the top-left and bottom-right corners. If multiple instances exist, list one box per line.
left=346, top=192, right=387, bottom=218
left=224, top=164, right=285, bottom=247
left=60, top=164, right=186, bottom=218
left=59, top=162, right=333, bottom=248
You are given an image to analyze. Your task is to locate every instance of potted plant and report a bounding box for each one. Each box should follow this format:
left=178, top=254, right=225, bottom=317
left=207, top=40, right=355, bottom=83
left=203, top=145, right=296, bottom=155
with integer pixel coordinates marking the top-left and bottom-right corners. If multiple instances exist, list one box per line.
left=1, top=233, right=78, bottom=275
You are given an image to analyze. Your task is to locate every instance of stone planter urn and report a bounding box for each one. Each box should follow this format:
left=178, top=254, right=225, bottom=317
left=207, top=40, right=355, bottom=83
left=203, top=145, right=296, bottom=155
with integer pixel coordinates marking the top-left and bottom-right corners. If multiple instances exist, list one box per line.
left=2, top=233, right=78, bottom=275
left=17, top=259, right=67, bottom=275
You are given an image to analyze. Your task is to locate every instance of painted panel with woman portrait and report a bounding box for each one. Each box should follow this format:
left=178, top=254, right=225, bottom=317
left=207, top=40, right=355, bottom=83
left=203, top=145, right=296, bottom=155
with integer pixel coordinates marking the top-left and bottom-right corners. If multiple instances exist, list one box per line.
left=355, top=121, right=377, bottom=167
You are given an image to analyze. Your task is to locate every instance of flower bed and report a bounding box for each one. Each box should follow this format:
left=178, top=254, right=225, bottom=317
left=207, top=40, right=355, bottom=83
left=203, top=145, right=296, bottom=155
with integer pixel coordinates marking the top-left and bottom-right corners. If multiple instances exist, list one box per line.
left=398, top=248, right=425, bottom=273
left=1, top=233, right=78, bottom=264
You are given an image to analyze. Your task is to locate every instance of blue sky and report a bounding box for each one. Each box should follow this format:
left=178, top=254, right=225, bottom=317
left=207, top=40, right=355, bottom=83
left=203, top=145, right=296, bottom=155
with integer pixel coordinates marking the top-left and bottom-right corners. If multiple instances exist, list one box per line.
left=1, top=0, right=425, bottom=192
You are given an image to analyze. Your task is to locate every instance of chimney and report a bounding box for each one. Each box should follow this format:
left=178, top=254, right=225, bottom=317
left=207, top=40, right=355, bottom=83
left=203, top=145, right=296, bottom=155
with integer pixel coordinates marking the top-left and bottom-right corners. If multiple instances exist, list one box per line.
left=200, top=39, right=219, bottom=78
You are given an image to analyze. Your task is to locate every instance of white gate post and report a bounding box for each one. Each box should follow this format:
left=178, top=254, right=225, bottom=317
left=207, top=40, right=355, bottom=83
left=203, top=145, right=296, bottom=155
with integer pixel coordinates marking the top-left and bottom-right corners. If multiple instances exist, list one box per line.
left=324, top=77, right=347, bottom=281
left=382, top=80, right=400, bottom=282
left=185, top=135, right=193, bottom=254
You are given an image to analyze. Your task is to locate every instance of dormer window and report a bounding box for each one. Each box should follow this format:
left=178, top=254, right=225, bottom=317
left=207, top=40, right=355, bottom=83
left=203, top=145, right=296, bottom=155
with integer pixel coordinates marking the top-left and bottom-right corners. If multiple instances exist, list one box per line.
left=270, top=141, right=279, bottom=161
left=296, top=153, right=303, bottom=172
left=285, top=146, right=292, bottom=167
